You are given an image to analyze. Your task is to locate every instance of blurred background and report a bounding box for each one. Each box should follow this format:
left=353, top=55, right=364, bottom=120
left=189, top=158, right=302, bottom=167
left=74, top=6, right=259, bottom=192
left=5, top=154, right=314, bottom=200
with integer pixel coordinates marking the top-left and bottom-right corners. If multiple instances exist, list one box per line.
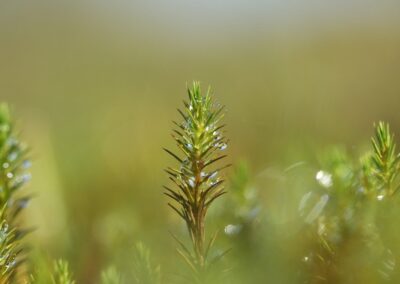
left=2, top=1, right=400, bottom=282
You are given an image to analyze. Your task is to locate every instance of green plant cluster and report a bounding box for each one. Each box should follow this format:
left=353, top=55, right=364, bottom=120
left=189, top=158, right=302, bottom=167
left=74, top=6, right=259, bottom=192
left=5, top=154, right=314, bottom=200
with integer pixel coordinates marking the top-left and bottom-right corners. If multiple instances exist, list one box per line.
left=3, top=84, right=400, bottom=283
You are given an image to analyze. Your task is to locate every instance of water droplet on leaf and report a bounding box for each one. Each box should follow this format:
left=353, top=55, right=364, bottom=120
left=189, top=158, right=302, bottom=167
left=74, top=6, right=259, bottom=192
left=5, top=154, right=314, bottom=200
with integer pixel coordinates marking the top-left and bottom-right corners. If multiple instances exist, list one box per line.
left=7, top=152, right=18, bottom=162
left=188, top=178, right=195, bottom=188
left=316, top=170, right=333, bottom=188
left=22, top=160, right=32, bottom=169
left=219, top=143, right=227, bottom=150
left=224, top=224, right=242, bottom=236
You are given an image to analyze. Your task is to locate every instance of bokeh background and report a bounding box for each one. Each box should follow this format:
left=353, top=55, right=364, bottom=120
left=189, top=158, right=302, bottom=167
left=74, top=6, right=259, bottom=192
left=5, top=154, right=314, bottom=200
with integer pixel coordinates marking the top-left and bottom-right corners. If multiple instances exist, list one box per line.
left=2, top=1, right=400, bottom=282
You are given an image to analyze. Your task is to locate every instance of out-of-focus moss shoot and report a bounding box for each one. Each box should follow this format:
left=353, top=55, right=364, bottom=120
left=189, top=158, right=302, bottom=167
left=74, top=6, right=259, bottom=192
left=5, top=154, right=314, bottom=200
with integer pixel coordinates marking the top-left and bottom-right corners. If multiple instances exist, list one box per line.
left=0, top=103, right=32, bottom=283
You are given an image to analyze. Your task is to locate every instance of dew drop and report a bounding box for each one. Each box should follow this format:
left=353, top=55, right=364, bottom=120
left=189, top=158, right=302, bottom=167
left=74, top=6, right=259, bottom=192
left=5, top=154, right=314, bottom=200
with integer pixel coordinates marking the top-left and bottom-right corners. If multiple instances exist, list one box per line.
left=2, top=222, right=9, bottom=233
left=18, top=198, right=29, bottom=209
left=357, top=187, right=366, bottom=194
left=246, top=206, right=261, bottom=220
left=6, top=172, right=13, bottom=179
left=21, top=173, right=32, bottom=183
left=316, top=170, right=333, bottom=188
left=2, top=163, right=9, bottom=169
left=224, top=224, right=242, bottom=236
left=188, top=178, right=195, bottom=188
left=181, top=122, right=189, bottom=130
left=6, top=138, right=18, bottom=148
left=5, top=259, right=16, bottom=270
left=7, top=152, right=18, bottom=162
left=377, top=194, right=385, bottom=201
left=22, top=160, right=32, bottom=169
left=209, top=171, right=218, bottom=180
left=219, top=143, right=227, bottom=151
left=302, top=254, right=314, bottom=265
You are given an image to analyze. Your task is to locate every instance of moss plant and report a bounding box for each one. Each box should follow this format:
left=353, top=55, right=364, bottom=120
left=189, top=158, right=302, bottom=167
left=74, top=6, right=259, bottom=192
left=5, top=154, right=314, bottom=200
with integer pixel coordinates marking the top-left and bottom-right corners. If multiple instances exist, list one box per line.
left=301, top=148, right=362, bottom=283
left=132, top=242, right=161, bottom=284
left=51, top=260, right=75, bottom=284
left=4, top=91, right=400, bottom=284
left=0, top=104, right=31, bottom=213
left=164, top=82, right=230, bottom=282
left=101, top=267, right=121, bottom=284
left=0, top=103, right=31, bottom=282
left=0, top=206, right=20, bottom=284
left=369, top=122, right=400, bottom=198
left=300, top=122, right=400, bottom=283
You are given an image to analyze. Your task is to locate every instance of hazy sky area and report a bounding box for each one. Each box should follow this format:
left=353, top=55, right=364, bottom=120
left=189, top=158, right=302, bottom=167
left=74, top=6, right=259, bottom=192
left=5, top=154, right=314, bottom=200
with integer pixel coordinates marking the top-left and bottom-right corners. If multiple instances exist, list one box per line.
left=3, top=1, right=400, bottom=41
left=2, top=0, right=400, bottom=154
left=90, top=1, right=400, bottom=35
